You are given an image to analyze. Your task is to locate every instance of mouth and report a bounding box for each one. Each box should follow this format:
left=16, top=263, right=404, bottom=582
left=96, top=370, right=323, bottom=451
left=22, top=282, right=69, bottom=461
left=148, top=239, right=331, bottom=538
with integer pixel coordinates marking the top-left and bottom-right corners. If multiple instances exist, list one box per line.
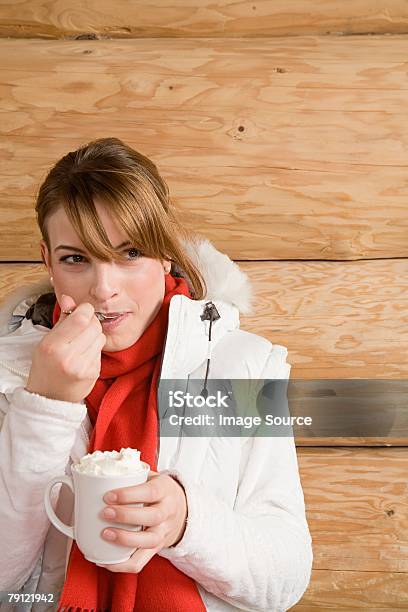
left=95, top=312, right=129, bottom=321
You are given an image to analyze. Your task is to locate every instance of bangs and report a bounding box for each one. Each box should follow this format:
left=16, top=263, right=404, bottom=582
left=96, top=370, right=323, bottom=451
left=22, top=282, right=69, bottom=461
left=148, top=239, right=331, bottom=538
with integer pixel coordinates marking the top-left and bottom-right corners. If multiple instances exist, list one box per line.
left=61, top=171, right=169, bottom=261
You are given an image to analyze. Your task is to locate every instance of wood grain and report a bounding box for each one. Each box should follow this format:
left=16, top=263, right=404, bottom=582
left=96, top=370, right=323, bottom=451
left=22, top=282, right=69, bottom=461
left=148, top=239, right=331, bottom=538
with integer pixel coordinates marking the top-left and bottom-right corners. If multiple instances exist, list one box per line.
left=291, top=569, right=408, bottom=609
left=1, top=1, right=408, bottom=39
left=298, top=447, right=408, bottom=573
left=292, top=446, right=408, bottom=608
left=1, top=37, right=408, bottom=260
left=241, top=260, right=408, bottom=379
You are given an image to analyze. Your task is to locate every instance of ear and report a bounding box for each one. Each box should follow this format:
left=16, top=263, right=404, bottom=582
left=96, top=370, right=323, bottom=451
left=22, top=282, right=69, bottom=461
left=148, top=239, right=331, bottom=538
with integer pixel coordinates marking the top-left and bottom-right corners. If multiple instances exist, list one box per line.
left=162, top=259, right=172, bottom=274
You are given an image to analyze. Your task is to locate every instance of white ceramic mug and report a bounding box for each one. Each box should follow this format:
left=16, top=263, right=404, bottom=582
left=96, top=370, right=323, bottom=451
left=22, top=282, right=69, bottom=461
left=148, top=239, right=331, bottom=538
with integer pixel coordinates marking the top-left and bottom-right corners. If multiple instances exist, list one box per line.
left=44, top=461, right=150, bottom=564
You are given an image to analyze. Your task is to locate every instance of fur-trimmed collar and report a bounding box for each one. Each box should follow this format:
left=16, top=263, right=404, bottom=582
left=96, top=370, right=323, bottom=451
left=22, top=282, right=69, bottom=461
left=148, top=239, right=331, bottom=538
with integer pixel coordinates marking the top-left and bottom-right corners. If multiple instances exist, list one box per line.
left=0, top=237, right=253, bottom=336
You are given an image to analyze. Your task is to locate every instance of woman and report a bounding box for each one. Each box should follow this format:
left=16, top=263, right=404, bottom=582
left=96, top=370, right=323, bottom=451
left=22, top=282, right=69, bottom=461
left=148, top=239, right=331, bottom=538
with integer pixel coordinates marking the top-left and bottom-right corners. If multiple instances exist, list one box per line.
left=0, top=137, right=313, bottom=611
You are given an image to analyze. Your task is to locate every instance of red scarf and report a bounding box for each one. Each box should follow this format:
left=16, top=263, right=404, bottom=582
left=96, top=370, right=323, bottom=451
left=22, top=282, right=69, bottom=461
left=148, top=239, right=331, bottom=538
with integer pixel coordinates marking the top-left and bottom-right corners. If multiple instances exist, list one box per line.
left=52, top=274, right=206, bottom=612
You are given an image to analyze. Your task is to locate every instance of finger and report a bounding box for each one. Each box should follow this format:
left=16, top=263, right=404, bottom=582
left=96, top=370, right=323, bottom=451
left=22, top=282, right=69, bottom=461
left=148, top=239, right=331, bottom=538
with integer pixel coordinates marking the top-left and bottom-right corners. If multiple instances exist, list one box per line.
left=53, top=302, right=98, bottom=344
left=54, top=294, right=77, bottom=328
left=101, top=526, right=162, bottom=549
left=101, top=503, right=165, bottom=528
left=104, top=477, right=165, bottom=505
left=77, top=332, right=107, bottom=364
left=128, top=547, right=157, bottom=573
left=64, top=318, right=105, bottom=355
left=96, top=547, right=158, bottom=574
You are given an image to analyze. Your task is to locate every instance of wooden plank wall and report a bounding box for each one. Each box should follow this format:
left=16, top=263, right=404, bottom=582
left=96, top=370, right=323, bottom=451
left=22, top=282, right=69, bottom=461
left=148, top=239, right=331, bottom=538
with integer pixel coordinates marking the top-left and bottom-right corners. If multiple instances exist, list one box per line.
left=1, top=1, right=408, bottom=38
left=0, top=2, right=407, bottom=609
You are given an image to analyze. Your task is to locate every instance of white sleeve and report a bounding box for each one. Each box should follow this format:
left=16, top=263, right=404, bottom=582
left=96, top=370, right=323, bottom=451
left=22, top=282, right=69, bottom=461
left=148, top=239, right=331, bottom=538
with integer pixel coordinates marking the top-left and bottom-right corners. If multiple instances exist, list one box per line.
left=159, top=347, right=313, bottom=612
left=0, top=386, right=87, bottom=591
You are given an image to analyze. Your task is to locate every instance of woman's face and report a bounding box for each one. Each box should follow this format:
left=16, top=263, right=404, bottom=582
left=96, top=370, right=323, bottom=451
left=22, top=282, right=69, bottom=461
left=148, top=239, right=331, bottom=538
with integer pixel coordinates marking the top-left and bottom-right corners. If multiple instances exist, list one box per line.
left=40, top=202, right=171, bottom=352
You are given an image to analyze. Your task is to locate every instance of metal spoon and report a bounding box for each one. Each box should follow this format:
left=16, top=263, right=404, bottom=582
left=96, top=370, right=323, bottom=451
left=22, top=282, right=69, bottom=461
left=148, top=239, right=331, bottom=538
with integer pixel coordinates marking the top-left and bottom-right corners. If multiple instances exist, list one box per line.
left=94, top=312, right=118, bottom=321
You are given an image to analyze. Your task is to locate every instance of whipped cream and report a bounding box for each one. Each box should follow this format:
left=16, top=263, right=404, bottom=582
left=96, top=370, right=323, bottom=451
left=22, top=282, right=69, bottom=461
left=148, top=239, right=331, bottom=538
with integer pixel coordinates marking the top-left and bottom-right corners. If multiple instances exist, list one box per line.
left=74, top=447, right=145, bottom=476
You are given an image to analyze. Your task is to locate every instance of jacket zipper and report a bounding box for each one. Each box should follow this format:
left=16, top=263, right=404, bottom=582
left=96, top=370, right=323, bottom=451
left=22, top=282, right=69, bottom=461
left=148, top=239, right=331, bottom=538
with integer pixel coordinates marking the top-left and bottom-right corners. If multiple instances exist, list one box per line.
left=200, top=301, right=221, bottom=324
left=155, top=299, right=221, bottom=464
left=199, top=301, right=221, bottom=397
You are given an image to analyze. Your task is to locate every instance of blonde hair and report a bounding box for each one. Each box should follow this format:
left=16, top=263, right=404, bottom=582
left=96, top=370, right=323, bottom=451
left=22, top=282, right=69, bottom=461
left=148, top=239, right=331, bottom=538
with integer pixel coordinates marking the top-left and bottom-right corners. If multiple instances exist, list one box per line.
left=35, top=137, right=206, bottom=299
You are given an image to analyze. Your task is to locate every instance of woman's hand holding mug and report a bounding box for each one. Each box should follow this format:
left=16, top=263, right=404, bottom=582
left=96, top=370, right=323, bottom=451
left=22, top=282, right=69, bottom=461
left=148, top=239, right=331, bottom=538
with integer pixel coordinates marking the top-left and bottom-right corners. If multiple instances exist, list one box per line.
left=25, top=294, right=106, bottom=403
left=96, top=470, right=188, bottom=573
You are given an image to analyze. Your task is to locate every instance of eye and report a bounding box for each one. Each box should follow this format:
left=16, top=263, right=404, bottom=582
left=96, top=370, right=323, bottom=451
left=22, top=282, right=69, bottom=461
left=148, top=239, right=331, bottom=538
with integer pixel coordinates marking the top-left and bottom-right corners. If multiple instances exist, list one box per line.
left=59, top=248, right=142, bottom=265
left=59, top=254, right=85, bottom=264
left=125, top=248, right=142, bottom=260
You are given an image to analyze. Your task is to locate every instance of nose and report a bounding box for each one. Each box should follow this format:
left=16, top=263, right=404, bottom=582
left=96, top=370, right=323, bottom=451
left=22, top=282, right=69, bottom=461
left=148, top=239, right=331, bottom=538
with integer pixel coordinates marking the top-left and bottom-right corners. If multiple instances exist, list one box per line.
left=89, top=262, right=119, bottom=303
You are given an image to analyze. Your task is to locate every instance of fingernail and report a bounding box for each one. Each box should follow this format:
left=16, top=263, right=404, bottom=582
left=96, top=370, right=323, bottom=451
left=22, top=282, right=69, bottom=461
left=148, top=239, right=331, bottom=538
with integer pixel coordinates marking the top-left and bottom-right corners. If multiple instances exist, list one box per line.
left=104, top=492, right=117, bottom=503
left=103, top=507, right=116, bottom=519
left=103, top=529, right=117, bottom=541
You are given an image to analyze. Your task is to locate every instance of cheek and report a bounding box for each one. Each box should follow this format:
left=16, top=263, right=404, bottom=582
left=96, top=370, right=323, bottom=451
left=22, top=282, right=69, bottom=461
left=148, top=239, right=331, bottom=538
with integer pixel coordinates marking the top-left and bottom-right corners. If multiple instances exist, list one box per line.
left=52, top=269, right=81, bottom=286
left=130, top=266, right=165, bottom=308
left=52, top=275, right=83, bottom=301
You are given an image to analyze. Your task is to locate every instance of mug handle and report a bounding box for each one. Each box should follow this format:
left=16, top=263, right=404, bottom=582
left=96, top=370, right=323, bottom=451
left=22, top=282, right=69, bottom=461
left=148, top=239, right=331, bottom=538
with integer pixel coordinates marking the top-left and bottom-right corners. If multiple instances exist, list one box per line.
left=44, top=475, right=74, bottom=539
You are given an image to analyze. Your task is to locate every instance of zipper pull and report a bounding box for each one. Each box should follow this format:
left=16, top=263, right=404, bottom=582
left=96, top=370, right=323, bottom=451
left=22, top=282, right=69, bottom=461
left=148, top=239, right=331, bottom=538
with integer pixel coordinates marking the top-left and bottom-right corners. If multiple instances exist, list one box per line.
left=200, top=301, right=220, bottom=399
left=200, top=301, right=221, bottom=322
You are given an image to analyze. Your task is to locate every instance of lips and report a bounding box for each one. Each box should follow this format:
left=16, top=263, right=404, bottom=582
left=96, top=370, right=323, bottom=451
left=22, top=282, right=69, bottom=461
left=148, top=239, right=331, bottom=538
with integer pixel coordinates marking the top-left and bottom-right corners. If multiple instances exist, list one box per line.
left=96, top=312, right=125, bottom=316
left=95, top=311, right=128, bottom=321
left=97, top=312, right=130, bottom=330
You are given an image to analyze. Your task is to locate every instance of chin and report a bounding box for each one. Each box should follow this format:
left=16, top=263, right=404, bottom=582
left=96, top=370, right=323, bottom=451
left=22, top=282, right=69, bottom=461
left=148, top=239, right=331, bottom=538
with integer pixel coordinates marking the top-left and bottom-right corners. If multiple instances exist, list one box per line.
left=102, top=338, right=133, bottom=353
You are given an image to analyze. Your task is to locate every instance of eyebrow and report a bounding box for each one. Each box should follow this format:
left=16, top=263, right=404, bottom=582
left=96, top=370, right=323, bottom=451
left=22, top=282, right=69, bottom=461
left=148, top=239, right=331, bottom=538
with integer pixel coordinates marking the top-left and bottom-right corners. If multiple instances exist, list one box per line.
left=54, top=241, right=131, bottom=254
